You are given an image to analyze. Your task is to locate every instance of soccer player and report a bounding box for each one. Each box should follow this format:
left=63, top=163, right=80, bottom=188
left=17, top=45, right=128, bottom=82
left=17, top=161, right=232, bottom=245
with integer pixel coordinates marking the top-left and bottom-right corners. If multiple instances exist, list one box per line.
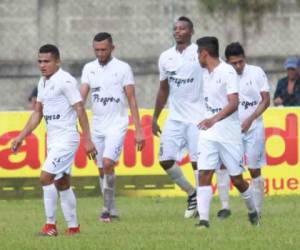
left=11, top=44, right=97, bottom=236
left=80, top=32, right=145, bottom=222
left=152, top=16, right=203, bottom=218
left=216, top=42, right=270, bottom=219
left=195, top=37, right=259, bottom=229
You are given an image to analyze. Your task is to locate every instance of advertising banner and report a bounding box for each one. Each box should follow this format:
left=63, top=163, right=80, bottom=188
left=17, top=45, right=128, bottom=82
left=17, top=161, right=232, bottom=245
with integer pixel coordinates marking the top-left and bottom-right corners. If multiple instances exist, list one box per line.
left=0, top=108, right=299, bottom=196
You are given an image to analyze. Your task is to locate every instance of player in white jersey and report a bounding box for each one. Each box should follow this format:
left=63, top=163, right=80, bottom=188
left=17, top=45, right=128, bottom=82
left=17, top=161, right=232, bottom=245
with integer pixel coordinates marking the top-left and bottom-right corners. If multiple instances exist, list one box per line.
left=195, top=37, right=259, bottom=229
left=11, top=44, right=97, bottom=236
left=216, top=42, right=270, bottom=219
left=152, top=16, right=204, bottom=218
left=80, top=32, right=145, bottom=222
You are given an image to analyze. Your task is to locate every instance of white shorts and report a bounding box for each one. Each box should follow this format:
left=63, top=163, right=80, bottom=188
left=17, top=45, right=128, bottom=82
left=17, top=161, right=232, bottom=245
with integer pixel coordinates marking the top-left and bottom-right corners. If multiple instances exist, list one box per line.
left=242, top=123, right=266, bottom=169
left=159, top=119, right=199, bottom=162
left=42, top=142, right=79, bottom=180
left=197, top=138, right=244, bottom=176
left=93, top=130, right=127, bottom=168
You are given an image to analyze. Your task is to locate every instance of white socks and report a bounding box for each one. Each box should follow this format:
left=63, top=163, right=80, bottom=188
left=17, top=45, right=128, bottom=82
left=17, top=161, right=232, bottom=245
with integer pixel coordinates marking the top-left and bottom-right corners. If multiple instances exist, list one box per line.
left=194, top=170, right=199, bottom=187
left=166, top=164, right=195, bottom=196
left=216, top=169, right=230, bottom=210
left=251, top=176, right=264, bottom=215
left=60, top=188, right=78, bottom=228
left=240, top=186, right=256, bottom=214
left=100, top=175, right=117, bottom=215
left=197, top=186, right=213, bottom=221
left=103, top=174, right=116, bottom=213
left=43, top=184, right=58, bottom=224
left=43, top=184, right=78, bottom=227
left=99, top=176, right=104, bottom=194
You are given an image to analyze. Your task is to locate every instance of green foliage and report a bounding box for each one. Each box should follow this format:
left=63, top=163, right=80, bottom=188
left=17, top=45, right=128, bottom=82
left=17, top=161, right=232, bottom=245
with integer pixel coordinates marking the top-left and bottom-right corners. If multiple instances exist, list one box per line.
left=1, top=196, right=300, bottom=249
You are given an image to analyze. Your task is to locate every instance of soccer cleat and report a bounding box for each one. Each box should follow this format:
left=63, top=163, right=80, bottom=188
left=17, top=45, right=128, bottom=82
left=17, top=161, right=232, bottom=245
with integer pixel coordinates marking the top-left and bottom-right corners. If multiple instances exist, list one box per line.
left=195, top=220, right=210, bottom=229
left=184, top=191, right=197, bottom=218
left=39, top=223, right=58, bottom=237
left=110, top=214, right=120, bottom=220
left=64, top=226, right=80, bottom=236
left=217, top=209, right=232, bottom=219
left=248, top=211, right=260, bottom=226
left=110, top=209, right=120, bottom=220
left=100, top=212, right=111, bottom=222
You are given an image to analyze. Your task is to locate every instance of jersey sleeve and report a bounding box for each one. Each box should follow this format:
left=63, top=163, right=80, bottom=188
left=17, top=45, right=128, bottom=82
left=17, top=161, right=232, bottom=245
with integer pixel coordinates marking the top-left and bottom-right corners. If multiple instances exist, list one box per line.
left=36, top=78, right=43, bottom=103
left=122, top=64, right=135, bottom=87
left=62, top=77, right=82, bottom=105
left=225, top=69, right=238, bottom=95
left=81, top=64, right=90, bottom=85
left=256, top=67, right=270, bottom=92
left=158, top=54, right=168, bottom=81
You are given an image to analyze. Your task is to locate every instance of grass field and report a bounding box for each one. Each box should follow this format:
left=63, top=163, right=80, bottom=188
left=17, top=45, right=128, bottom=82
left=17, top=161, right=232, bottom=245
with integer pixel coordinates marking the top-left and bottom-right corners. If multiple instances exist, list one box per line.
left=0, top=195, right=300, bottom=250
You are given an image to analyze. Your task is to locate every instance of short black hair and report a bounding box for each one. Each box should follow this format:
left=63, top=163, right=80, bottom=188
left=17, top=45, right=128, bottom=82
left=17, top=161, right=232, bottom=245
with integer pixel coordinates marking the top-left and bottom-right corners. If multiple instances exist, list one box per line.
left=93, top=32, right=113, bottom=43
left=225, top=42, right=245, bottom=60
left=39, top=44, right=60, bottom=59
left=196, top=36, right=219, bottom=58
left=177, top=16, right=194, bottom=30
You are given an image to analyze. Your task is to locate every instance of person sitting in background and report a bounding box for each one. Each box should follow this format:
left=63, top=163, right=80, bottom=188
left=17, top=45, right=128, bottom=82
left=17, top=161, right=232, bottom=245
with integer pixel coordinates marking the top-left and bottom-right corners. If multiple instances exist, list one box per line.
left=28, top=86, right=38, bottom=110
left=273, top=57, right=300, bottom=106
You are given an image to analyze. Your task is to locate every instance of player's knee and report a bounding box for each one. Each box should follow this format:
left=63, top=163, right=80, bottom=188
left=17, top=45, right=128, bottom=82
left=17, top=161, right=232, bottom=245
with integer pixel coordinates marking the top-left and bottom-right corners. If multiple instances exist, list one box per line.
left=159, top=160, right=175, bottom=170
left=40, top=171, right=55, bottom=186
left=103, top=158, right=115, bottom=174
left=231, top=176, right=248, bottom=191
left=55, top=175, right=70, bottom=191
left=199, top=170, right=214, bottom=186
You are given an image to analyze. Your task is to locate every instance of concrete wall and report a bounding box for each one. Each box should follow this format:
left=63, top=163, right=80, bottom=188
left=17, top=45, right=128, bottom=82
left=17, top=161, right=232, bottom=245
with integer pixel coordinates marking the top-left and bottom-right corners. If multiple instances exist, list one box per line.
left=0, top=0, right=299, bottom=110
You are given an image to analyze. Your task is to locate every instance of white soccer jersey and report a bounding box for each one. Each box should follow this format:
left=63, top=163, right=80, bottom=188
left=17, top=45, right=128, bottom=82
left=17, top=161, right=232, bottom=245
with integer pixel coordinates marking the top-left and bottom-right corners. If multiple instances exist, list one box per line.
left=158, top=43, right=204, bottom=124
left=37, top=68, right=81, bottom=146
left=200, top=61, right=241, bottom=143
left=238, top=64, right=270, bottom=128
left=81, top=57, right=134, bottom=135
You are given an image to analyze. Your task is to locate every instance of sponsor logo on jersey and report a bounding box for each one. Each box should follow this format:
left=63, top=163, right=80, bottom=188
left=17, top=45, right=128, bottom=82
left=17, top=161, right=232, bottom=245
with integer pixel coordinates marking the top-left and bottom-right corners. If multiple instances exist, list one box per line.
left=44, top=114, right=61, bottom=123
left=91, top=87, right=101, bottom=93
left=240, top=100, right=258, bottom=109
left=169, top=76, right=194, bottom=88
left=204, top=97, right=222, bottom=114
left=92, top=94, right=120, bottom=106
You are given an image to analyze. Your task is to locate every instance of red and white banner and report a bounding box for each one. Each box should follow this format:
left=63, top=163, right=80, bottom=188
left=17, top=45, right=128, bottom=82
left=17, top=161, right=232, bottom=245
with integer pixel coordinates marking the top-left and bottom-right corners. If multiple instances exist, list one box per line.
left=0, top=108, right=299, bottom=196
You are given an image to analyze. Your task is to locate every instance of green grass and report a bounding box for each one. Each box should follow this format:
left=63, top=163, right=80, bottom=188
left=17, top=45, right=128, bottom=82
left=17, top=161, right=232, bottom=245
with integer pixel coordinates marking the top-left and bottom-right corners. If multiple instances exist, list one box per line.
left=0, top=195, right=300, bottom=250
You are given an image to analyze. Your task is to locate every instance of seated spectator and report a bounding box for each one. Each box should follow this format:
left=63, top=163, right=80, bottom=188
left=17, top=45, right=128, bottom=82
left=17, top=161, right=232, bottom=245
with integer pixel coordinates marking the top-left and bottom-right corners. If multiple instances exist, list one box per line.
left=273, top=57, right=300, bottom=106
left=28, top=86, right=38, bottom=110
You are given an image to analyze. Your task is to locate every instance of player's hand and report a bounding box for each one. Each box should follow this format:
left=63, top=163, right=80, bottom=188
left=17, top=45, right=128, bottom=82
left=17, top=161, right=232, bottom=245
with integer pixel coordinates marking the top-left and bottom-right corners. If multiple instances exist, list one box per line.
left=241, top=117, right=253, bottom=133
left=11, top=137, right=23, bottom=153
left=135, top=130, right=145, bottom=151
left=198, top=118, right=216, bottom=130
left=84, top=139, right=97, bottom=160
left=152, top=120, right=161, bottom=136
